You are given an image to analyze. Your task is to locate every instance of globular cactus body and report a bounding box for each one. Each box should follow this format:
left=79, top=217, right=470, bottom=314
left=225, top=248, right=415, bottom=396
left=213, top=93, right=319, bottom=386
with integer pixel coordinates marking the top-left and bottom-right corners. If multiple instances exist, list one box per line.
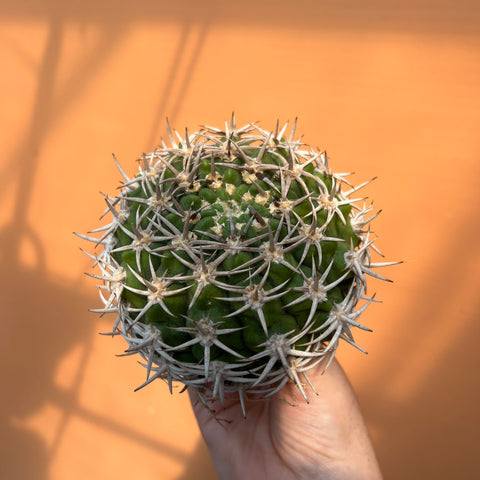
left=81, top=117, right=396, bottom=415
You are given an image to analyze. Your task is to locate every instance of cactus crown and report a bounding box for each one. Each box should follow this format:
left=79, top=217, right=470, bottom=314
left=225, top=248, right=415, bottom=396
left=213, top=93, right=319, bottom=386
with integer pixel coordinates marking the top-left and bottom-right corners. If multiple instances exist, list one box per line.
left=81, top=116, right=397, bottom=416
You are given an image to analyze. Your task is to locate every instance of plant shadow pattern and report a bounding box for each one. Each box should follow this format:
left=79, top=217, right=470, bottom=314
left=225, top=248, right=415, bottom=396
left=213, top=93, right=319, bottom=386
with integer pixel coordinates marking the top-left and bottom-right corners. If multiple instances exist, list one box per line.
left=1, top=1, right=479, bottom=479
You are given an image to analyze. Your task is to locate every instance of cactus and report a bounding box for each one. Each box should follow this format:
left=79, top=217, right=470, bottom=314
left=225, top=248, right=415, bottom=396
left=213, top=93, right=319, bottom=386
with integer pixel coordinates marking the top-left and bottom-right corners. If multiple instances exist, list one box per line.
left=80, top=116, right=397, bottom=416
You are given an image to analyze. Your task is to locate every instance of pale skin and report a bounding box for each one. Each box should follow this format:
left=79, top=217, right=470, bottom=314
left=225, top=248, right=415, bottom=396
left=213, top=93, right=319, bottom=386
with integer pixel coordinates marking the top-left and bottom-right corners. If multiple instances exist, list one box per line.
left=189, top=360, right=383, bottom=480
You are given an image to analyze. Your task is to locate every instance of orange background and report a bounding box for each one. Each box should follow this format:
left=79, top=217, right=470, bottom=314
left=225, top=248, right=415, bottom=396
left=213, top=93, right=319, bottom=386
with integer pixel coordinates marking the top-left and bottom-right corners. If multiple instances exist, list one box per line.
left=1, top=1, right=479, bottom=479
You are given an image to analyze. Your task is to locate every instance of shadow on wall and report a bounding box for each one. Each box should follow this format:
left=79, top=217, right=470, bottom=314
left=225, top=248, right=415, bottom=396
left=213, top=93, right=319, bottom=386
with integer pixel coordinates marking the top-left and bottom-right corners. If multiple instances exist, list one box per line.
left=358, top=232, right=480, bottom=480
left=0, top=9, right=219, bottom=479
left=0, top=224, right=92, bottom=480
left=360, top=303, right=480, bottom=479
left=0, top=222, right=221, bottom=479
left=1, top=1, right=479, bottom=479
left=351, top=175, right=480, bottom=479
left=1, top=0, right=480, bottom=34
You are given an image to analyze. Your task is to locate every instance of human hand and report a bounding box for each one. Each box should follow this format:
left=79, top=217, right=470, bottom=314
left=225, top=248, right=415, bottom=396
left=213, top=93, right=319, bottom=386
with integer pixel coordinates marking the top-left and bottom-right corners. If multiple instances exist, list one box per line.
left=189, top=359, right=382, bottom=480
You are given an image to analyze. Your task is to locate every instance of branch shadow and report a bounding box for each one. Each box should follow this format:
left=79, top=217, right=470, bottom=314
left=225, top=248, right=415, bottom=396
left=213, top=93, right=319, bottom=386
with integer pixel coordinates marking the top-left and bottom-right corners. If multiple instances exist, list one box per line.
left=0, top=224, right=93, bottom=479
left=0, top=222, right=196, bottom=478
left=147, top=18, right=210, bottom=146
left=1, top=8, right=210, bottom=479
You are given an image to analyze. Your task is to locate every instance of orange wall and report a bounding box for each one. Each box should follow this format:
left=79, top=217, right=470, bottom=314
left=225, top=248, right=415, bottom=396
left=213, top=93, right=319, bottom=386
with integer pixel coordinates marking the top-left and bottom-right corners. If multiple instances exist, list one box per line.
left=1, top=2, right=479, bottom=479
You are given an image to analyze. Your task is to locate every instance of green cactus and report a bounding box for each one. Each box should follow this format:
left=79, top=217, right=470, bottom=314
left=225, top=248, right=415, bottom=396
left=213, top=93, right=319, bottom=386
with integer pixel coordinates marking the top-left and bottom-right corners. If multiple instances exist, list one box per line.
left=80, top=116, right=397, bottom=415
